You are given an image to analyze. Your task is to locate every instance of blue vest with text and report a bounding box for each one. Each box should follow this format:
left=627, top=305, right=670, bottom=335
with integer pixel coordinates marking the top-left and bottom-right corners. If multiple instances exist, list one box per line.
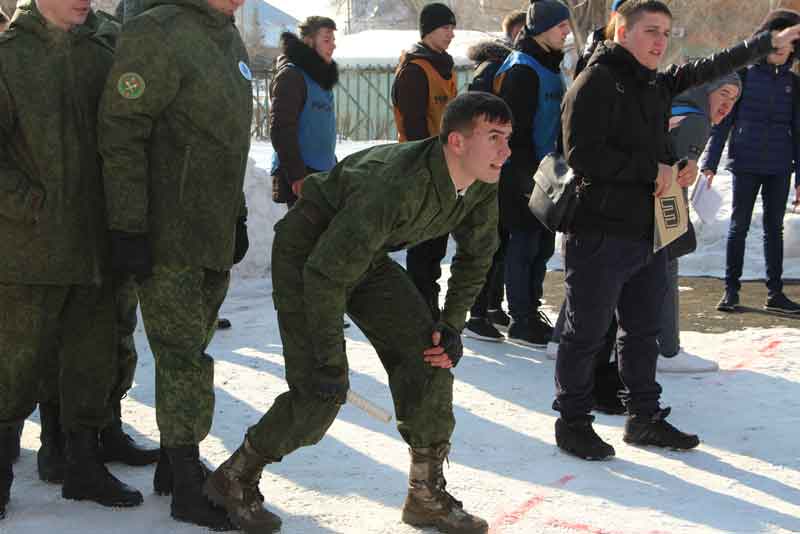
left=271, top=65, right=337, bottom=174
left=495, top=51, right=565, bottom=162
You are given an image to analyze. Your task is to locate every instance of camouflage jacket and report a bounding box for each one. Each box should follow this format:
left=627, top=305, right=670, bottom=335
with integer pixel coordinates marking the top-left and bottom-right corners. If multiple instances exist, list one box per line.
left=99, top=0, right=252, bottom=272
left=0, top=1, right=114, bottom=285
left=278, top=138, right=500, bottom=366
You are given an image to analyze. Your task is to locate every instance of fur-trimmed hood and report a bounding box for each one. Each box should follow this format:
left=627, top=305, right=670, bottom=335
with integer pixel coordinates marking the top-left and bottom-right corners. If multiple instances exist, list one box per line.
left=467, top=39, right=512, bottom=65
left=276, top=31, right=339, bottom=90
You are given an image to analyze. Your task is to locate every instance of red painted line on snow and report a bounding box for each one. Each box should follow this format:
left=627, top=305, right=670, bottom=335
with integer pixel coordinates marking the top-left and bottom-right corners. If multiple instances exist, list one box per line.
left=545, top=519, right=622, bottom=534
left=488, top=475, right=575, bottom=533
left=732, top=339, right=781, bottom=369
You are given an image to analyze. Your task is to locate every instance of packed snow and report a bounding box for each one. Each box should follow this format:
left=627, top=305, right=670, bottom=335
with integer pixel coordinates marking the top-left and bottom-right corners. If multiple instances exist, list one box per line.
left=6, top=141, right=800, bottom=534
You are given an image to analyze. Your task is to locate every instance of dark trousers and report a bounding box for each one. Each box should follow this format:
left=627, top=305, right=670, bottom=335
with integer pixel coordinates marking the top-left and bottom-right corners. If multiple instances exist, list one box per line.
left=726, top=172, right=792, bottom=296
left=470, top=226, right=509, bottom=317
left=505, top=226, right=555, bottom=322
left=406, top=234, right=449, bottom=315
left=555, top=232, right=666, bottom=419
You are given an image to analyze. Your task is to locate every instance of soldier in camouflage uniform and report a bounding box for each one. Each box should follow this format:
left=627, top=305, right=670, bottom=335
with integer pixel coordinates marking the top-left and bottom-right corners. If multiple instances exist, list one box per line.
left=98, top=0, right=251, bottom=529
left=205, top=92, right=512, bottom=534
left=0, top=0, right=145, bottom=519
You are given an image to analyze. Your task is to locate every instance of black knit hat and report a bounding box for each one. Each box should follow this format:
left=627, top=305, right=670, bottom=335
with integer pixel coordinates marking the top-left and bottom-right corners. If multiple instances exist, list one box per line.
left=525, top=0, right=571, bottom=37
left=420, top=3, right=456, bottom=38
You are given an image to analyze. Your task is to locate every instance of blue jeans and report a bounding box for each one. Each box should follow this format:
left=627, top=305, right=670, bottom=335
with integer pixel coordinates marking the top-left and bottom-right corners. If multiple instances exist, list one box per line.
left=504, top=227, right=555, bottom=323
left=726, top=172, right=791, bottom=296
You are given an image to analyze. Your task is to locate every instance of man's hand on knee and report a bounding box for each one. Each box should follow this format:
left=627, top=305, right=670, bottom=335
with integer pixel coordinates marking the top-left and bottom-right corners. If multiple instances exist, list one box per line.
left=310, top=365, right=349, bottom=404
left=423, top=322, right=463, bottom=368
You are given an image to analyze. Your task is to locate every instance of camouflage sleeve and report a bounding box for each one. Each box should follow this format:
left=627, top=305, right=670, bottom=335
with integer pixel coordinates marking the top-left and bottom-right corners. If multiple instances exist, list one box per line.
left=442, top=187, right=500, bottom=331
left=0, top=77, right=42, bottom=224
left=98, top=16, right=180, bottom=233
left=303, top=185, right=405, bottom=370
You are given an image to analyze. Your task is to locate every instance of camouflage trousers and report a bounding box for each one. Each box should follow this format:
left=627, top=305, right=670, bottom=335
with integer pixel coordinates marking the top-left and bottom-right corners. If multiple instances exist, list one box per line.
left=246, top=204, right=455, bottom=459
left=0, top=283, right=116, bottom=430
left=138, top=265, right=229, bottom=447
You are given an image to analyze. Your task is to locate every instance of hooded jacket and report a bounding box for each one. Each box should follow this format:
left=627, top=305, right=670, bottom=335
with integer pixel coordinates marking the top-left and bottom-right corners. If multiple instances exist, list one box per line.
left=99, top=0, right=252, bottom=272
left=270, top=31, right=340, bottom=190
left=391, top=42, right=456, bottom=141
left=0, top=1, right=114, bottom=285
left=466, top=39, right=512, bottom=93
left=562, top=33, right=774, bottom=240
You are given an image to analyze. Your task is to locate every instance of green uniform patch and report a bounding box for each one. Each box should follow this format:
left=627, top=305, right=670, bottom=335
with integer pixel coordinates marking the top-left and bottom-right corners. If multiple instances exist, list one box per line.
left=117, top=72, right=145, bottom=99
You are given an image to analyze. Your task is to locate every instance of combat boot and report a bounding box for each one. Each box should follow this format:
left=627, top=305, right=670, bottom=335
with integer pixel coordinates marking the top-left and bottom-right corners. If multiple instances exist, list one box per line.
left=37, top=403, right=65, bottom=483
left=100, top=400, right=159, bottom=466
left=166, top=445, right=236, bottom=531
left=401, top=443, right=488, bottom=534
left=153, top=445, right=211, bottom=496
left=204, top=436, right=282, bottom=533
left=62, top=428, right=143, bottom=507
left=0, top=424, right=19, bottom=519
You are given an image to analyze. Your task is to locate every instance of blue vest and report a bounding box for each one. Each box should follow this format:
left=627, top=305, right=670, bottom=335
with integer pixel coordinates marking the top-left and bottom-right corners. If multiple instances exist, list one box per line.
left=271, top=65, right=337, bottom=175
left=495, top=51, right=565, bottom=162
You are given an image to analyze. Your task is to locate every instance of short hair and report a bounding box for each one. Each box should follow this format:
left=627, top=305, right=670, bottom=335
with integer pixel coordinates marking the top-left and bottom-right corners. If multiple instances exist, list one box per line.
left=299, top=16, right=337, bottom=39
left=439, top=92, right=513, bottom=144
left=616, top=0, right=672, bottom=30
left=501, top=10, right=526, bottom=39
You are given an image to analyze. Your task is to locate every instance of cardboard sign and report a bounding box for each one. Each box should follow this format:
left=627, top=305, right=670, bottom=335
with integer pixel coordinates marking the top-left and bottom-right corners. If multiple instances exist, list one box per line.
left=653, top=165, right=689, bottom=252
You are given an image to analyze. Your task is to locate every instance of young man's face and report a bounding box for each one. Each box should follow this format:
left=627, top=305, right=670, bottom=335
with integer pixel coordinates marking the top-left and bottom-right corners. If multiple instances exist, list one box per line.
left=206, top=0, right=245, bottom=17
left=617, top=11, right=671, bottom=70
left=708, top=83, right=740, bottom=125
left=425, top=25, right=455, bottom=53
left=0, top=21, right=7, bottom=32
left=309, top=28, right=336, bottom=64
left=36, top=0, right=90, bottom=30
left=454, top=117, right=512, bottom=185
left=767, top=42, right=794, bottom=65
left=537, top=20, right=571, bottom=51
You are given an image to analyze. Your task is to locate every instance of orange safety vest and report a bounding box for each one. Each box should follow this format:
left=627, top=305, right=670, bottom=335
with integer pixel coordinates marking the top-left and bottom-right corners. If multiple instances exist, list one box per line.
left=393, top=58, right=457, bottom=142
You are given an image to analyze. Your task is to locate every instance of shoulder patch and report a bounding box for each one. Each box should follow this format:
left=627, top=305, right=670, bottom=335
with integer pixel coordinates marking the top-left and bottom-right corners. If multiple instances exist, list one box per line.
left=117, top=72, right=146, bottom=99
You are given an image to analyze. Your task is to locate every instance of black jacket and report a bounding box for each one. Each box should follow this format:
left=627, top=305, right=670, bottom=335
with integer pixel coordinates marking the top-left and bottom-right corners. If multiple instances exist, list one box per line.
left=497, top=38, right=563, bottom=231
left=466, top=39, right=512, bottom=93
left=562, top=33, right=774, bottom=240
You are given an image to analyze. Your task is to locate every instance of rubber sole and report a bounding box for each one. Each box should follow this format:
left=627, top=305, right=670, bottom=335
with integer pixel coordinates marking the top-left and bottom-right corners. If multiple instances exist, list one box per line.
left=204, top=477, right=282, bottom=533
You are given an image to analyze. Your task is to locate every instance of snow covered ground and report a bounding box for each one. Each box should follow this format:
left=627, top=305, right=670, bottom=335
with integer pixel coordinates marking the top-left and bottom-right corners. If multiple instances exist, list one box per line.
left=5, top=141, right=800, bottom=533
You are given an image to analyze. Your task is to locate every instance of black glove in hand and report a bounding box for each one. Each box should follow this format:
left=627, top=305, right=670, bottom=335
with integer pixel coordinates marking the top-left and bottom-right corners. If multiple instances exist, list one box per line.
left=110, top=231, right=153, bottom=283
left=310, top=364, right=349, bottom=405
left=434, top=321, right=463, bottom=367
left=233, top=216, right=249, bottom=264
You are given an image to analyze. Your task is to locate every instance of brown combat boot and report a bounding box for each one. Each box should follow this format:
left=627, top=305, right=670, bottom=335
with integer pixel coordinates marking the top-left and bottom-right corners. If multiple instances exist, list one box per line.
left=204, top=436, right=282, bottom=533
left=401, top=443, right=488, bottom=534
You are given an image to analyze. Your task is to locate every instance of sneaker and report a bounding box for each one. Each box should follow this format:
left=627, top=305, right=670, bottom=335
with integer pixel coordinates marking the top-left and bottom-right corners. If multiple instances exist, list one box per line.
left=532, top=310, right=554, bottom=340
left=623, top=408, right=699, bottom=450
left=657, top=351, right=719, bottom=373
left=716, top=290, right=739, bottom=312
left=546, top=341, right=559, bottom=360
left=463, top=317, right=504, bottom=342
left=508, top=319, right=549, bottom=348
left=217, top=318, right=232, bottom=330
left=764, top=293, right=800, bottom=314
left=555, top=415, right=615, bottom=460
left=487, top=309, right=511, bottom=331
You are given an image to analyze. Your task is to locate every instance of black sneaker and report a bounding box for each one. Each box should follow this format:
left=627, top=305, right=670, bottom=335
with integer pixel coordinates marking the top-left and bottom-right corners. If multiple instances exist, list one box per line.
left=217, top=318, right=232, bottom=330
left=716, top=290, right=739, bottom=312
left=531, top=310, right=554, bottom=340
left=765, top=293, right=800, bottom=314
left=555, top=415, right=615, bottom=460
left=463, top=317, right=504, bottom=342
left=623, top=408, right=699, bottom=450
left=487, top=308, right=511, bottom=331
left=507, top=319, right=549, bottom=348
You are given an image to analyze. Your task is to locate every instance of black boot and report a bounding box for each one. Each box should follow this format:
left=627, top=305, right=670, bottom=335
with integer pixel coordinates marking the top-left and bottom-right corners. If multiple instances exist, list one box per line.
left=100, top=400, right=159, bottom=466
left=401, top=443, right=488, bottom=534
left=62, top=428, right=143, bottom=507
left=592, top=362, right=626, bottom=415
left=37, top=403, right=65, bottom=483
left=555, top=415, right=616, bottom=460
left=0, top=424, right=19, bottom=520
left=153, top=446, right=211, bottom=496
left=623, top=408, right=700, bottom=450
left=204, top=436, right=282, bottom=533
left=166, top=445, right=235, bottom=531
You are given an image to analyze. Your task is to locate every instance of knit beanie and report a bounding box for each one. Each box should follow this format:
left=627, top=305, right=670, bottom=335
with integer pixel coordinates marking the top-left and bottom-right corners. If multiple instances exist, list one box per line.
left=420, top=3, right=456, bottom=38
left=525, top=0, right=571, bottom=37
left=706, top=72, right=742, bottom=95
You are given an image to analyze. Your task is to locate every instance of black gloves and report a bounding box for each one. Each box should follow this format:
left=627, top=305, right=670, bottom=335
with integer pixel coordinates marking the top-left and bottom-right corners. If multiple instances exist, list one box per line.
left=233, top=216, right=249, bottom=264
left=110, top=231, right=152, bottom=283
left=310, top=364, right=349, bottom=405
left=434, top=321, right=463, bottom=367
